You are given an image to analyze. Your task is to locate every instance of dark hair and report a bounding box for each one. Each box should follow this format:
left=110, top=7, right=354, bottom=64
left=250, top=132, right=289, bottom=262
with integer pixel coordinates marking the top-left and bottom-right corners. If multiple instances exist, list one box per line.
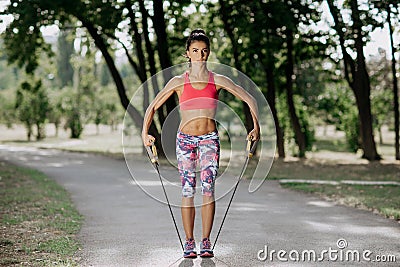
left=185, top=29, right=210, bottom=51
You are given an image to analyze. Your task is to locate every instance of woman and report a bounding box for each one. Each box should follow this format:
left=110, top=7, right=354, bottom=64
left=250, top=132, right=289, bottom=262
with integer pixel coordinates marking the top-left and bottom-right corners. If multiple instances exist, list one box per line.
left=142, top=29, right=260, bottom=258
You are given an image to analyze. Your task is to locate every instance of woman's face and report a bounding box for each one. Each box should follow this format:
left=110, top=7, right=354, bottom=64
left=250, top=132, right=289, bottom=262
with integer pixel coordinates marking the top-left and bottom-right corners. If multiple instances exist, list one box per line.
left=186, top=41, right=210, bottom=62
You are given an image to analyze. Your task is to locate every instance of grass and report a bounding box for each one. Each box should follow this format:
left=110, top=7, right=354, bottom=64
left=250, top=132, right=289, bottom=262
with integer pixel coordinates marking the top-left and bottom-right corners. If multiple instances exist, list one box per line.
left=281, top=183, right=400, bottom=220
left=0, top=161, right=83, bottom=266
left=312, top=138, right=351, bottom=153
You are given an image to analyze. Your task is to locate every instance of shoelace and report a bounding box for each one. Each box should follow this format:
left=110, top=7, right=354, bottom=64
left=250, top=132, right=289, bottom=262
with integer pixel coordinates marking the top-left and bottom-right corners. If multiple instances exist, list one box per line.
left=185, top=240, right=195, bottom=250
left=202, top=239, right=211, bottom=249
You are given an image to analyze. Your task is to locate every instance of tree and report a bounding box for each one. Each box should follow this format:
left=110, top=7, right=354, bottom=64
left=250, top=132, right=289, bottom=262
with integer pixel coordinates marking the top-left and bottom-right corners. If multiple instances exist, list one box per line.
left=99, top=62, right=111, bottom=86
left=209, top=0, right=286, bottom=157
left=0, top=93, right=16, bottom=128
left=48, top=101, right=63, bottom=137
left=282, top=0, right=328, bottom=157
left=315, top=81, right=361, bottom=152
left=285, top=27, right=308, bottom=157
left=215, top=0, right=257, bottom=137
left=385, top=1, right=400, bottom=160
left=326, top=0, right=381, bottom=160
left=1, top=1, right=132, bottom=129
left=368, top=49, right=394, bottom=145
left=15, top=78, right=50, bottom=140
left=1, top=0, right=194, bottom=154
left=57, top=30, right=74, bottom=87
left=210, top=0, right=326, bottom=158
left=0, top=59, right=18, bottom=91
left=58, top=86, right=91, bottom=139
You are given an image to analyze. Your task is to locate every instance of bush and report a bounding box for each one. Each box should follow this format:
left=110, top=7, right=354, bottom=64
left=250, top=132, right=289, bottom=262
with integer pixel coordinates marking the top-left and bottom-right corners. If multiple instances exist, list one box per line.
left=343, top=108, right=361, bottom=153
left=15, top=78, right=50, bottom=141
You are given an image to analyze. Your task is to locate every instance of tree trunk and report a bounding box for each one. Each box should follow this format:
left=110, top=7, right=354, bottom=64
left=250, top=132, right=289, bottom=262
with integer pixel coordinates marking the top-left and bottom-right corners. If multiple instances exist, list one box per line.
left=55, top=123, right=59, bottom=137
left=258, top=49, right=286, bottom=158
left=350, top=1, right=380, bottom=160
left=285, top=29, right=306, bottom=158
left=125, top=0, right=147, bottom=83
left=266, top=65, right=285, bottom=158
left=139, top=0, right=165, bottom=124
left=219, top=0, right=240, bottom=68
left=36, top=123, right=45, bottom=140
left=326, top=0, right=380, bottom=160
left=26, top=124, right=32, bottom=141
left=125, top=0, right=151, bottom=151
left=387, top=4, right=400, bottom=160
left=152, top=0, right=172, bottom=69
left=152, top=0, right=176, bottom=116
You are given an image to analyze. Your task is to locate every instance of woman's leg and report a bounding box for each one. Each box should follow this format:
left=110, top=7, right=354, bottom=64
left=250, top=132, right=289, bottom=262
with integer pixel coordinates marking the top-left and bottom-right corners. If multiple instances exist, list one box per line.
left=181, top=197, right=195, bottom=239
left=201, top=195, right=215, bottom=239
left=176, top=132, right=197, bottom=240
left=199, top=134, right=220, bottom=240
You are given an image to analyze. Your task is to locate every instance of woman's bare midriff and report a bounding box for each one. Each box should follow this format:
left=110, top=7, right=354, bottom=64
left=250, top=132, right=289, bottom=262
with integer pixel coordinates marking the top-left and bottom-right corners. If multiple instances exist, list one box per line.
left=179, top=108, right=217, bottom=135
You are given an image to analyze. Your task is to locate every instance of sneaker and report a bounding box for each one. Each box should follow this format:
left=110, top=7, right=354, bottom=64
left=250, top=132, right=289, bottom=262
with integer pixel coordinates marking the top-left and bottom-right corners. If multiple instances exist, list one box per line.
left=199, top=238, right=214, bottom=258
left=183, top=238, right=197, bottom=258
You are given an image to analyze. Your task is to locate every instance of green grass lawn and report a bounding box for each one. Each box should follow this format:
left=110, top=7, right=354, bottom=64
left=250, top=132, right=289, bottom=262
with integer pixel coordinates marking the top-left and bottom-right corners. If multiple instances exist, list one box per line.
left=280, top=183, right=400, bottom=220
left=0, top=161, right=83, bottom=266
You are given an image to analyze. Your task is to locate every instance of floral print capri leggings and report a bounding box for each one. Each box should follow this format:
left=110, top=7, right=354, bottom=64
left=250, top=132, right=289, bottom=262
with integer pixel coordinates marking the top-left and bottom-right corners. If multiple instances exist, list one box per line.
left=176, top=130, right=220, bottom=198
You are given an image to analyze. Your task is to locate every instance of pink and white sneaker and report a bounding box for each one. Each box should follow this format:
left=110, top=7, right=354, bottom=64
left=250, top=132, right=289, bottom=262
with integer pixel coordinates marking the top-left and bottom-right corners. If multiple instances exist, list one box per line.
left=183, top=238, right=197, bottom=258
left=199, top=238, right=214, bottom=258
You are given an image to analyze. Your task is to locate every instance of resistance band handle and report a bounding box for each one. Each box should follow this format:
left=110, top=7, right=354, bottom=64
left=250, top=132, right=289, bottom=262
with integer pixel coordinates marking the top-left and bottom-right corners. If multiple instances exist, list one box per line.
left=246, top=136, right=258, bottom=158
left=145, top=142, right=159, bottom=165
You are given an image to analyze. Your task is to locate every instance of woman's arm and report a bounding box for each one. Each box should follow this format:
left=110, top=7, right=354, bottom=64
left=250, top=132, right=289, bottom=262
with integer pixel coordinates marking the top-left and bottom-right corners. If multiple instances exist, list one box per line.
left=215, top=74, right=260, bottom=140
left=142, top=76, right=181, bottom=146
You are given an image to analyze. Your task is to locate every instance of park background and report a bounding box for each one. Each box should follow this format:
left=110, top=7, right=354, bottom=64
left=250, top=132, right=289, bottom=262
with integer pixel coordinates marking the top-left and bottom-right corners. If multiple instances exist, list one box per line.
left=0, top=0, right=399, bottom=265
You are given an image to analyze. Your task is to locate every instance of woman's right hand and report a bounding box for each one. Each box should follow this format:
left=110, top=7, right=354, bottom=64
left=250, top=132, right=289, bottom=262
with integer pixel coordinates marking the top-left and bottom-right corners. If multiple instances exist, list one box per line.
left=142, top=134, right=156, bottom=147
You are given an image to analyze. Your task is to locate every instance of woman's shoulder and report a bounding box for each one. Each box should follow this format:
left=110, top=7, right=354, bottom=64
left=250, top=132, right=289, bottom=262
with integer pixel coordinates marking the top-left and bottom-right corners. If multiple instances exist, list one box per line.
left=164, top=74, right=185, bottom=91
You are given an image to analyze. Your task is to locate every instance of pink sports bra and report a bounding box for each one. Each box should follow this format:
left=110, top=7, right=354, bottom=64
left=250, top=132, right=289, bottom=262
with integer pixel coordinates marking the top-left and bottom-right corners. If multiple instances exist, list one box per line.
left=179, top=71, right=218, bottom=110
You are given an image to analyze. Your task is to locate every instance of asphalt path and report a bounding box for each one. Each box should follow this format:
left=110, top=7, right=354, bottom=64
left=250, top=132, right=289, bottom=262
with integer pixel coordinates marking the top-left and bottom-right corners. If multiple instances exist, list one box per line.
left=0, top=145, right=399, bottom=266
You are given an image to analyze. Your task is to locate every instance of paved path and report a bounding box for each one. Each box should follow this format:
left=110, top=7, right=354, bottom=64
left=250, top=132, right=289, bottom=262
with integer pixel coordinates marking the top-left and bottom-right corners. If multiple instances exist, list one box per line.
left=0, top=145, right=399, bottom=266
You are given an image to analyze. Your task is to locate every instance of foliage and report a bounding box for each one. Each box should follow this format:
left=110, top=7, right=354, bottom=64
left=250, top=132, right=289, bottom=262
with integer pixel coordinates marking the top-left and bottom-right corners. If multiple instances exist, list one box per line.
left=315, top=82, right=360, bottom=152
left=0, top=60, right=18, bottom=90
left=0, top=92, right=16, bottom=128
left=100, top=62, right=112, bottom=86
left=57, top=30, right=74, bottom=88
left=58, top=86, right=90, bottom=139
left=68, top=108, right=84, bottom=139
left=15, top=78, right=50, bottom=141
left=369, top=51, right=396, bottom=132
left=2, top=0, right=121, bottom=73
left=0, top=0, right=398, bottom=160
left=296, top=102, right=315, bottom=152
left=47, top=99, right=63, bottom=137
left=342, top=106, right=361, bottom=153
left=90, top=85, right=121, bottom=133
left=277, top=93, right=315, bottom=155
